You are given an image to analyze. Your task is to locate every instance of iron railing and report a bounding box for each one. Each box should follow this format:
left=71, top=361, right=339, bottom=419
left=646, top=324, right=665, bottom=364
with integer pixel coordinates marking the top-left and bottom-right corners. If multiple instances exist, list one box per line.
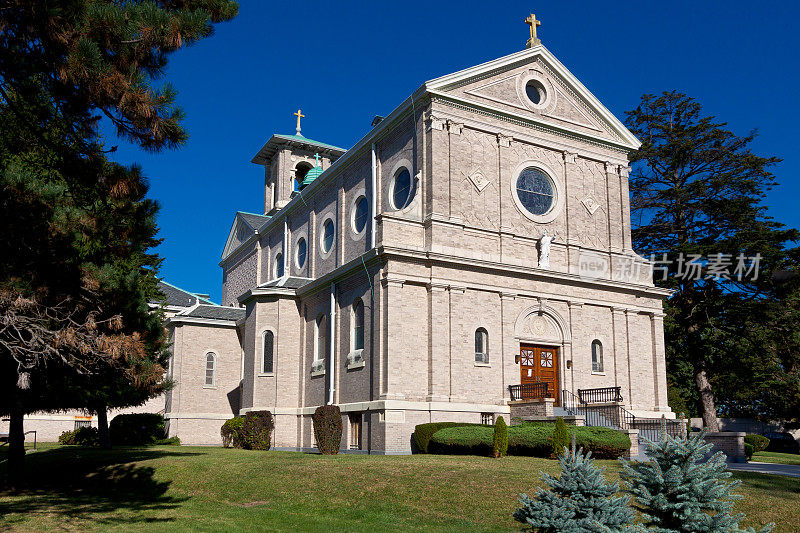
left=563, top=389, right=685, bottom=441
left=508, top=382, right=549, bottom=401
left=578, top=386, right=623, bottom=404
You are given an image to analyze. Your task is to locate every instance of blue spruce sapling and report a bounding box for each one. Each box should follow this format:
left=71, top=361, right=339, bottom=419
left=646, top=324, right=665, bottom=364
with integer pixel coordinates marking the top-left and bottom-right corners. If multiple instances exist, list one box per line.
left=514, top=448, right=635, bottom=532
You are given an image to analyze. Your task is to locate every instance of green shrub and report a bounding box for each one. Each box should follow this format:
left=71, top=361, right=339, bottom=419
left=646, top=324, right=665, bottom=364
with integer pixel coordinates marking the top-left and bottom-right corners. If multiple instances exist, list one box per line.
left=221, top=417, right=245, bottom=448
left=493, top=417, right=509, bottom=458
left=744, top=442, right=754, bottom=460
left=429, top=426, right=493, bottom=456
left=745, top=434, right=770, bottom=453
left=242, top=411, right=274, bottom=450
left=110, top=413, right=165, bottom=445
left=412, top=422, right=483, bottom=453
left=58, top=426, right=99, bottom=446
left=312, top=405, right=343, bottom=455
left=552, top=417, right=570, bottom=457
left=430, top=422, right=631, bottom=459
left=154, top=436, right=181, bottom=446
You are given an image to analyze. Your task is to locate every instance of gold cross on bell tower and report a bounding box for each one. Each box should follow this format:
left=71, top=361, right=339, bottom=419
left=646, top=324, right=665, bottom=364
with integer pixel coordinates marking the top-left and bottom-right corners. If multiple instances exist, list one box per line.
left=294, top=109, right=305, bottom=135
left=525, top=13, right=541, bottom=48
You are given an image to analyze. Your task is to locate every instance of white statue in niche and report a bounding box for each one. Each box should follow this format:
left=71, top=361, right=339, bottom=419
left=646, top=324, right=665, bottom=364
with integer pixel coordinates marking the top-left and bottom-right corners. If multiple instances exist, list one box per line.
left=538, top=229, right=558, bottom=269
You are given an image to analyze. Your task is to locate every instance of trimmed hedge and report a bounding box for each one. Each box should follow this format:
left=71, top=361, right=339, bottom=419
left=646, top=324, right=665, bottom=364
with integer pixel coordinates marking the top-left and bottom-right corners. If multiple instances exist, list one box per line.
left=745, top=434, right=770, bottom=453
left=493, top=417, right=508, bottom=458
left=58, top=426, right=99, bottom=446
left=745, top=442, right=754, bottom=460
left=110, top=413, right=166, bottom=445
left=312, top=405, right=343, bottom=454
left=429, top=422, right=631, bottom=459
left=243, top=411, right=274, bottom=450
left=412, top=422, right=485, bottom=453
left=221, top=417, right=245, bottom=448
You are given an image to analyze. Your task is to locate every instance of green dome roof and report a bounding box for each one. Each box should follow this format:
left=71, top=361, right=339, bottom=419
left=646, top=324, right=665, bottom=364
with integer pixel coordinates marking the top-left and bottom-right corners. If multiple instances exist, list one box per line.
left=301, top=165, right=323, bottom=186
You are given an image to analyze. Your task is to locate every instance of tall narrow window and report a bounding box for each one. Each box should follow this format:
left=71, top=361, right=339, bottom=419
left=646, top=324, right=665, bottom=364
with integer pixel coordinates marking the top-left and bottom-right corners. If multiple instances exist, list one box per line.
left=315, top=314, right=327, bottom=362
left=263, top=331, right=274, bottom=374
left=475, top=328, right=488, bottom=364
left=349, top=412, right=362, bottom=450
left=205, top=352, right=216, bottom=386
left=353, top=299, right=365, bottom=351
left=275, top=253, right=284, bottom=278
left=592, top=340, right=604, bottom=373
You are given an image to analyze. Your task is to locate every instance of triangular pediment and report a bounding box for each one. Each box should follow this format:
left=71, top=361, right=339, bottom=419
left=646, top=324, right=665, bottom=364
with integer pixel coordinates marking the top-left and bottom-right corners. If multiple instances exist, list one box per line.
left=221, top=212, right=265, bottom=261
left=424, top=45, right=640, bottom=150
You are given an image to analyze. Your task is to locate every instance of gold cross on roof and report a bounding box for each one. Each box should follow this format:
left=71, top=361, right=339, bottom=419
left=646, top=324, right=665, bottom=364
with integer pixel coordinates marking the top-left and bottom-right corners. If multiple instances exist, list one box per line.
left=524, top=13, right=541, bottom=48
left=294, top=109, right=305, bottom=135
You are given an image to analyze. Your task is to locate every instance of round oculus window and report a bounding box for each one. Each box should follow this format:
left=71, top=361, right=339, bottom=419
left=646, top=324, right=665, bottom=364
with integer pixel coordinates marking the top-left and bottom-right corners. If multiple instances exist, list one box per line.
left=321, top=219, right=335, bottom=253
left=516, top=168, right=555, bottom=216
left=295, top=237, right=307, bottom=269
left=525, top=80, right=545, bottom=106
left=391, top=168, right=414, bottom=210
left=352, top=196, right=368, bottom=234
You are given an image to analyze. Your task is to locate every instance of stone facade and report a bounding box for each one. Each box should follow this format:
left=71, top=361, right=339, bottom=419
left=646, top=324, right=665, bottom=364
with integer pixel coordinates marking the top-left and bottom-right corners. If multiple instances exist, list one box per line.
left=161, top=43, right=674, bottom=451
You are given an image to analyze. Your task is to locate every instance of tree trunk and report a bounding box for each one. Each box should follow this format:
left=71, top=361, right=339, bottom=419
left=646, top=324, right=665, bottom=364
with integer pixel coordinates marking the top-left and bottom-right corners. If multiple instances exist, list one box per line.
left=694, top=367, right=720, bottom=432
left=6, top=402, right=26, bottom=491
left=96, top=405, right=111, bottom=449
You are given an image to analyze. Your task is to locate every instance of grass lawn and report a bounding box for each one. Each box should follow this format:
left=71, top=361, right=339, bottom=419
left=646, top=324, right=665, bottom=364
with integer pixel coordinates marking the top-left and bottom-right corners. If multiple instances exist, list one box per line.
left=1, top=445, right=796, bottom=532
left=753, top=451, right=800, bottom=466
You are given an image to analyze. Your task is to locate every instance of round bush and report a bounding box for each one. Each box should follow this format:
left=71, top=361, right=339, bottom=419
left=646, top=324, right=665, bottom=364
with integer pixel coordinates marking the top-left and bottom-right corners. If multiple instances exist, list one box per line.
left=242, top=411, right=274, bottom=450
left=58, top=426, right=99, bottom=446
left=110, top=413, right=165, bottom=445
left=744, top=434, right=769, bottom=453
left=312, top=405, right=343, bottom=455
left=745, top=442, right=754, bottom=460
left=221, top=417, right=245, bottom=449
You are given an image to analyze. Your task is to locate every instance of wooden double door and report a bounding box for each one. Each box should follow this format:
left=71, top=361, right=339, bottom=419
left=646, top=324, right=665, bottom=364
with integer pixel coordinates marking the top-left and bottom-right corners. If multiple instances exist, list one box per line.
left=519, top=344, right=559, bottom=404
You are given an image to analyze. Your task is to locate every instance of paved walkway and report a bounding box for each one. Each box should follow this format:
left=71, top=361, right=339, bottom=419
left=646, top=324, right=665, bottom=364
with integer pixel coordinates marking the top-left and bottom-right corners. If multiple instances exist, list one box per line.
left=728, top=461, right=800, bottom=478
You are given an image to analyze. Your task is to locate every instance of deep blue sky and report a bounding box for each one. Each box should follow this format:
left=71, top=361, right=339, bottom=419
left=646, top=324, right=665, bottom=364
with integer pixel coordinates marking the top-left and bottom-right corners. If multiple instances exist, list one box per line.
left=105, top=1, right=800, bottom=303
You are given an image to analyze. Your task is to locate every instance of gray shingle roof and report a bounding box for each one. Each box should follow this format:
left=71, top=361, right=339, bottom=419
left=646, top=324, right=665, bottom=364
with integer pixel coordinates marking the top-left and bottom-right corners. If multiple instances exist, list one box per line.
left=182, top=305, right=245, bottom=321
left=154, top=281, right=215, bottom=307
left=239, top=211, right=270, bottom=230
left=258, top=276, right=313, bottom=290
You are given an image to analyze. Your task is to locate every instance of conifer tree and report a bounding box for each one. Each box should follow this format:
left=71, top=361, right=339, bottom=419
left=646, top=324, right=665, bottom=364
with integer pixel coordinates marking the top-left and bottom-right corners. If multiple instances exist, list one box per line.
left=620, top=432, right=774, bottom=532
left=514, top=448, right=636, bottom=532
left=552, top=416, right=569, bottom=457
left=492, top=416, right=508, bottom=458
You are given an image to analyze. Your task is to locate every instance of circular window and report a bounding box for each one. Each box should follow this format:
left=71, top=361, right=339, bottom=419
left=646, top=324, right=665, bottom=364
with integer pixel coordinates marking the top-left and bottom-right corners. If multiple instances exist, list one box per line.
left=516, top=168, right=555, bottom=216
left=321, top=219, right=335, bottom=254
left=352, top=196, right=368, bottom=235
left=295, top=237, right=307, bottom=269
left=525, top=80, right=546, bottom=106
left=391, top=168, right=415, bottom=210
left=274, top=252, right=284, bottom=278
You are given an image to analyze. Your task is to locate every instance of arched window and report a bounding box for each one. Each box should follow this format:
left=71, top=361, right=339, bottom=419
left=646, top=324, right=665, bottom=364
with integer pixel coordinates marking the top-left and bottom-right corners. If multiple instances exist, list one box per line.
left=353, top=299, right=365, bottom=351
left=205, top=352, right=216, bottom=386
left=294, top=162, right=313, bottom=192
left=475, top=328, right=488, bottom=364
left=315, top=314, right=327, bottom=362
left=274, top=253, right=284, bottom=278
left=591, top=340, right=604, bottom=373
left=263, top=331, right=274, bottom=374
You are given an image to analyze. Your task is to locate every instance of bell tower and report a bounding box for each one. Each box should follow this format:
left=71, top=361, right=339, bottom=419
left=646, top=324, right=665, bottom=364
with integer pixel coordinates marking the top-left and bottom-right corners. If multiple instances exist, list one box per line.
left=250, top=111, right=346, bottom=215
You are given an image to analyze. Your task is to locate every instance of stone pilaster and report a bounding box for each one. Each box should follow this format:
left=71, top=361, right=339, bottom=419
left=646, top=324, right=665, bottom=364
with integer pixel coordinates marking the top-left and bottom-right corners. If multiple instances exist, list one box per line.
left=650, top=311, right=668, bottom=411
left=619, top=165, right=633, bottom=251
left=611, top=307, right=631, bottom=408
left=426, top=283, right=450, bottom=401
left=605, top=162, right=623, bottom=253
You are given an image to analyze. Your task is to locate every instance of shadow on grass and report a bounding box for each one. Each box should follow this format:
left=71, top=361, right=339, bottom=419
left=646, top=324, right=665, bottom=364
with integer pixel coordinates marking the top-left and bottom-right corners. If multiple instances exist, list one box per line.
left=0, top=446, right=198, bottom=528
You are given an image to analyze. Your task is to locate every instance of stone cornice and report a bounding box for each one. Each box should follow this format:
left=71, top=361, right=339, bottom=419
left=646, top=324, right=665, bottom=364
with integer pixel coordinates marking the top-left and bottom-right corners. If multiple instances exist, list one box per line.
left=167, top=316, right=240, bottom=328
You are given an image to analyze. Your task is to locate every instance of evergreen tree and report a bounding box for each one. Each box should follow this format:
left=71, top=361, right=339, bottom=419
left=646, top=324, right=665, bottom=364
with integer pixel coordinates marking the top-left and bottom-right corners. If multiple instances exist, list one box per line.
left=620, top=432, right=774, bottom=532
left=514, top=448, right=636, bottom=532
left=552, top=416, right=570, bottom=457
left=0, top=1, right=237, bottom=487
left=625, top=91, right=800, bottom=431
left=492, top=416, right=508, bottom=458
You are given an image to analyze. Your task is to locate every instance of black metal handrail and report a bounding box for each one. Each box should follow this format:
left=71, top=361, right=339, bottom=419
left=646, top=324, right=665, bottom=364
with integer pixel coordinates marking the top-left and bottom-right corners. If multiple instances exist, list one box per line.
left=578, top=386, right=623, bottom=404
left=562, top=389, right=635, bottom=431
left=509, top=382, right=549, bottom=401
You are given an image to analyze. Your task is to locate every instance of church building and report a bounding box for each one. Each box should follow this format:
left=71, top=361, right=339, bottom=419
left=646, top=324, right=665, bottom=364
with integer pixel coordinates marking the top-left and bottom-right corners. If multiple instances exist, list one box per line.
left=163, top=19, right=674, bottom=452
